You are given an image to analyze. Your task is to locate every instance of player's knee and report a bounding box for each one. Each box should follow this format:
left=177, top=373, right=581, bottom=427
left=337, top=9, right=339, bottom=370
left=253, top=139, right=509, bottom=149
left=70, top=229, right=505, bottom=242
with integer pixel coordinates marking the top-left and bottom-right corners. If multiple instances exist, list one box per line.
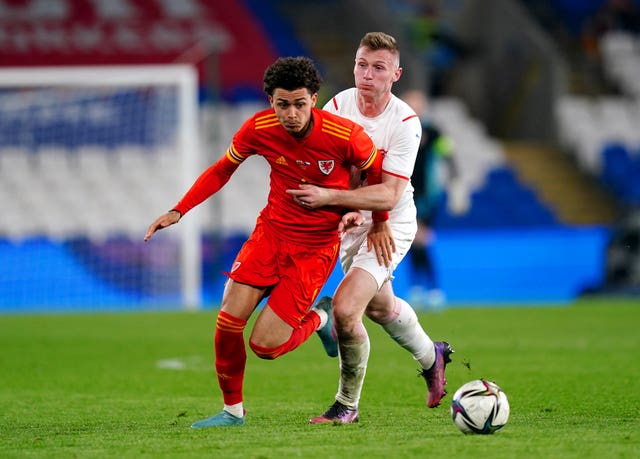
left=365, top=297, right=396, bottom=324
left=365, top=307, right=388, bottom=324
left=249, top=340, right=276, bottom=359
left=331, top=296, right=353, bottom=322
left=249, top=339, right=286, bottom=360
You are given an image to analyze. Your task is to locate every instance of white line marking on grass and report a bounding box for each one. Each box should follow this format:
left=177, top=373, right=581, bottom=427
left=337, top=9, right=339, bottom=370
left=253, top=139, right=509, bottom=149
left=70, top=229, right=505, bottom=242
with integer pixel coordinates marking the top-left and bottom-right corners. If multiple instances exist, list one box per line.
left=156, top=355, right=209, bottom=371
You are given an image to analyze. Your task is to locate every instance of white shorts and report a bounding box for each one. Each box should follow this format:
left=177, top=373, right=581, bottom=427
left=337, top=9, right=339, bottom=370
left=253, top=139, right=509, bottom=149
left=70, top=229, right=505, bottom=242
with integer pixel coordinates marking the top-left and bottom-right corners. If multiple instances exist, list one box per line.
left=340, top=217, right=417, bottom=290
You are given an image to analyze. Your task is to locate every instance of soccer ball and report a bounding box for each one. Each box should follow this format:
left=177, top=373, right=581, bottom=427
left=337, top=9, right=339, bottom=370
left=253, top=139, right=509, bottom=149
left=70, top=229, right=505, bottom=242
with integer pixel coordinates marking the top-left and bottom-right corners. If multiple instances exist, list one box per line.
left=450, top=379, right=510, bottom=434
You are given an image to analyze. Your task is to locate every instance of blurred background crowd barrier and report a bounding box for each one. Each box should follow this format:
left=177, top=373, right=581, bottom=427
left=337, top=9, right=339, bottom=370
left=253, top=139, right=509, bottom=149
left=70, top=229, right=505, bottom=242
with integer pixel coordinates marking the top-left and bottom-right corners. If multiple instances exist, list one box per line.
left=0, top=0, right=638, bottom=312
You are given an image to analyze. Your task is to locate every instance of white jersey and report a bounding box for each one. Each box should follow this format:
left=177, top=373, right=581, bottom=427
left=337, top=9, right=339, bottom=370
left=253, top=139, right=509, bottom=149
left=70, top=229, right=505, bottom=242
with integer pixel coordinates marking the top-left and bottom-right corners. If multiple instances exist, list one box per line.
left=323, top=87, right=421, bottom=224
left=324, top=88, right=421, bottom=286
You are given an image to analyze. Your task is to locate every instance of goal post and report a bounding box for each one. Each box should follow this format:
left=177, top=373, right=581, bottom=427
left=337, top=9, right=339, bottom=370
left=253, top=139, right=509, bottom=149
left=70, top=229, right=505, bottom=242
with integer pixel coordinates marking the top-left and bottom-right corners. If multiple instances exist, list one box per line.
left=0, top=65, right=203, bottom=311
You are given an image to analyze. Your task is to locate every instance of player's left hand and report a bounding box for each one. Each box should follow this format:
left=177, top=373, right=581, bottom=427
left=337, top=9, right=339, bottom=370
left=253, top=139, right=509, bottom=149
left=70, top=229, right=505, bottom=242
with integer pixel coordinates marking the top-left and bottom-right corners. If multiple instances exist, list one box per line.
left=338, top=211, right=364, bottom=238
left=286, top=184, right=332, bottom=208
left=367, top=220, right=396, bottom=267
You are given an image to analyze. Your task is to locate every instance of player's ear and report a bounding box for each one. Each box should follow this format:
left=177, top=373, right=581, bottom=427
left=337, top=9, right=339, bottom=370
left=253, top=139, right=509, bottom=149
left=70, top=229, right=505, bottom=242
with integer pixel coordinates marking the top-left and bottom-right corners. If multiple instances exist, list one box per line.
left=310, top=92, right=318, bottom=107
left=268, top=95, right=274, bottom=107
left=393, top=66, right=403, bottom=83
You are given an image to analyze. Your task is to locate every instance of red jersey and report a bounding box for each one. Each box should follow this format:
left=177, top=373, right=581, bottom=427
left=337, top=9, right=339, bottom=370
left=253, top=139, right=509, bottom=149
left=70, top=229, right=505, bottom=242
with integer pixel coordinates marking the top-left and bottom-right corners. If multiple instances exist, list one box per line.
left=173, top=107, right=383, bottom=246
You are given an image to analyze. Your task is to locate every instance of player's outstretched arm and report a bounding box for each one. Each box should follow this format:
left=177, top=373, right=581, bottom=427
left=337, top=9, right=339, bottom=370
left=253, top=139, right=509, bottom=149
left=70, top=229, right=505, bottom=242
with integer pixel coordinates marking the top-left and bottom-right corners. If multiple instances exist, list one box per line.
left=144, top=152, right=241, bottom=242
left=144, top=210, right=181, bottom=242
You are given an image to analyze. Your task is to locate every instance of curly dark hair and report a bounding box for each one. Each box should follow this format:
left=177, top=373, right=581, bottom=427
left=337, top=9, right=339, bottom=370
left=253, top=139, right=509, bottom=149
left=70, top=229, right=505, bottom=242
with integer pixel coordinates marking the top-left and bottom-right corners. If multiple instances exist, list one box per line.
left=263, top=56, right=322, bottom=96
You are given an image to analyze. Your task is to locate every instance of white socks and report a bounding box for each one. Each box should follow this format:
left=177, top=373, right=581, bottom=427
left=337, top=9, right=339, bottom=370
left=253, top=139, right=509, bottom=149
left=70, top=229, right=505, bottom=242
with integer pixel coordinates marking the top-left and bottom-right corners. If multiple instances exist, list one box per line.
left=314, top=308, right=329, bottom=330
left=381, top=297, right=435, bottom=370
left=224, top=402, right=244, bottom=418
left=335, top=339, right=370, bottom=409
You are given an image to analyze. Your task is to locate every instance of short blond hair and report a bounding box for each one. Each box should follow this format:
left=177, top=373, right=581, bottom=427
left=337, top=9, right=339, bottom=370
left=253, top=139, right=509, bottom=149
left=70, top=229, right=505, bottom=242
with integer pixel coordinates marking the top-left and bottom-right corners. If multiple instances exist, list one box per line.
left=359, top=32, right=400, bottom=58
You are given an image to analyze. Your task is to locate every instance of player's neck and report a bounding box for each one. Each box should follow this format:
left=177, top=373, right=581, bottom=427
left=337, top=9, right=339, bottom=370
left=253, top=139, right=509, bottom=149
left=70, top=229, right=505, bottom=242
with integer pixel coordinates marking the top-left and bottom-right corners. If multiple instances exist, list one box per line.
left=291, top=118, right=314, bottom=139
left=357, top=91, right=391, bottom=118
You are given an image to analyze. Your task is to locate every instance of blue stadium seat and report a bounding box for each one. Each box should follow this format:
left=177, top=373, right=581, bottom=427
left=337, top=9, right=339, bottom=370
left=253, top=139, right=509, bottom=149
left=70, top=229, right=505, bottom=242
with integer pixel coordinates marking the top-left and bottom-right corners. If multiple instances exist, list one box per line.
left=436, top=167, right=557, bottom=228
left=600, top=142, right=640, bottom=205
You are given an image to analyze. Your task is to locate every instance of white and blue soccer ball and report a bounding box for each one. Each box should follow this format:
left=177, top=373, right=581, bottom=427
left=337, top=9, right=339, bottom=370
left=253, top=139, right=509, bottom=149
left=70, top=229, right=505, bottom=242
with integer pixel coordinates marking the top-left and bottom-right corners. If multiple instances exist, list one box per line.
left=450, top=379, right=510, bottom=434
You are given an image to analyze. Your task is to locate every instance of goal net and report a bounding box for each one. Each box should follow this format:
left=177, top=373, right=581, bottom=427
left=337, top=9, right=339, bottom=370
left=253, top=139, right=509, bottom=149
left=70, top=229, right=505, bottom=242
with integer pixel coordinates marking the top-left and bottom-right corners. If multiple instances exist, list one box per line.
left=0, top=65, right=203, bottom=311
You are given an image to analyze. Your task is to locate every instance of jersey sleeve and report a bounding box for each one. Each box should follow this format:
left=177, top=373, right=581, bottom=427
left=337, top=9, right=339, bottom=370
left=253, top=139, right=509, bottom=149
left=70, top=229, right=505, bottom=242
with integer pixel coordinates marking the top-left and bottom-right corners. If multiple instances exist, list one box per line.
left=349, top=124, right=388, bottom=222
left=349, top=123, right=380, bottom=174
left=383, top=114, right=422, bottom=180
left=172, top=150, right=240, bottom=216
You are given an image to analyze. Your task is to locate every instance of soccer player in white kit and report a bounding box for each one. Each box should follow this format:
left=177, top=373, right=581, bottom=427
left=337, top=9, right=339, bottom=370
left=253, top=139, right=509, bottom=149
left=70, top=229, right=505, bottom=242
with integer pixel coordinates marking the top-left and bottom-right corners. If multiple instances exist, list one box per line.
left=287, top=32, right=454, bottom=424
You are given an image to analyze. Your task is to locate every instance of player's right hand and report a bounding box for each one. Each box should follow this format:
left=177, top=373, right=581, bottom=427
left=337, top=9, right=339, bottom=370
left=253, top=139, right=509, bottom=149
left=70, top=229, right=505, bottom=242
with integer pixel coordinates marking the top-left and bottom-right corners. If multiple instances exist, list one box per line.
left=144, top=210, right=181, bottom=242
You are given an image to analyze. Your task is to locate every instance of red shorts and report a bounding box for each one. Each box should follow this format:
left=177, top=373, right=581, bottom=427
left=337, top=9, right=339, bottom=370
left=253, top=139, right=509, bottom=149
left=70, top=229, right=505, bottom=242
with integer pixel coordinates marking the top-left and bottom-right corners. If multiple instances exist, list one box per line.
left=227, top=219, right=339, bottom=328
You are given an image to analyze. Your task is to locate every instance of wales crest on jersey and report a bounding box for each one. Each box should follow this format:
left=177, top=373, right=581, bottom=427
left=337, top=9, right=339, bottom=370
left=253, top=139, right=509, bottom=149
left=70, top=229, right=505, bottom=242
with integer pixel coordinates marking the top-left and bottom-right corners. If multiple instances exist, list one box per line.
left=318, top=160, right=334, bottom=175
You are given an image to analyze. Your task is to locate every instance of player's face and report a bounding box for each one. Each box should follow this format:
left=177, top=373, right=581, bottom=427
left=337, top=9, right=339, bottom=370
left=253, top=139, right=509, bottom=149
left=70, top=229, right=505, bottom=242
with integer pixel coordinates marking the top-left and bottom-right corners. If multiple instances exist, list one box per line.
left=270, top=88, right=318, bottom=138
left=353, top=47, right=402, bottom=99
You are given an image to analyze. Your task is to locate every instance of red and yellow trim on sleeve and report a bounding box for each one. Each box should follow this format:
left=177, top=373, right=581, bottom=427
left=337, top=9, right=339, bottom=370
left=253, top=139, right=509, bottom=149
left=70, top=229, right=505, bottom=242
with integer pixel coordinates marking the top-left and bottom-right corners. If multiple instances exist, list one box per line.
left=226, top=143, right=249, bottom=164
left=255, top=113, right=280, bottom=130
left=356, top=146, right=379, bottom=170
left=322, top=119, right=352, bottom=141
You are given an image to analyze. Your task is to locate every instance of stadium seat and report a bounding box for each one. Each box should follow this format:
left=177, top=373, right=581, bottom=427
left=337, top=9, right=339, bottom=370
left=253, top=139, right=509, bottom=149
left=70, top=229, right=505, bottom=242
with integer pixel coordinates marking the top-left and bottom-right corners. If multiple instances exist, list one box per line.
left=601, top=31, right=640, bottom=97
left=0, top=148, right=36, bottom=185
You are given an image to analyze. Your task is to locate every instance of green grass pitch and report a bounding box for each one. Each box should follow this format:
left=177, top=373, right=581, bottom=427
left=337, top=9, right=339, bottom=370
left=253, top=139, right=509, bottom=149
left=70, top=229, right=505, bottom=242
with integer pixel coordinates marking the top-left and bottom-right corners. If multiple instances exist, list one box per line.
left=1, top=297, right=638, bottom=458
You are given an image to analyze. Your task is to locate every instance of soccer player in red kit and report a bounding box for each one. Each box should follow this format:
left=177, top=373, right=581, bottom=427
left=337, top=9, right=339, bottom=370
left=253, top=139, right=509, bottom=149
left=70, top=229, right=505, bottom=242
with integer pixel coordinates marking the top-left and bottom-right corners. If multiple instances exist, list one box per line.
left=144, top=56, right=391, bottom=427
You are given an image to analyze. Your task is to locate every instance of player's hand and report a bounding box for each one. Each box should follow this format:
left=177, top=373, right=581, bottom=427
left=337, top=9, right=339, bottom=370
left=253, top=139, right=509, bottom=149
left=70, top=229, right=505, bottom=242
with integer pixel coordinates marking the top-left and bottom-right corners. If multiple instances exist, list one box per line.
left=286, top=184, right=332, bottom=209
left=338, top=211, right=364, bottom=238
left=144, top=210, right=181, bottom=242
left=367, top=220, right=396, bottom=267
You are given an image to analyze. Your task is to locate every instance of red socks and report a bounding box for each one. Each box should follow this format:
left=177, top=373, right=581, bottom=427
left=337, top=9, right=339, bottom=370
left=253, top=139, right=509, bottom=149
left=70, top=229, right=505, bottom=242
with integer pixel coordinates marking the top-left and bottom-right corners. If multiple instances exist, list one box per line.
left=215, top=311, right=247, bottom=405
left=214, top=309, right=321, bottom=406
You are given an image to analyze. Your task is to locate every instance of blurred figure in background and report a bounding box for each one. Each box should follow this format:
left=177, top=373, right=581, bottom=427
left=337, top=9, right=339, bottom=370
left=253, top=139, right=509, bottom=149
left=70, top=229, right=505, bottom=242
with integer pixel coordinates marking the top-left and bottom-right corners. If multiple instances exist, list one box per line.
left=401, top=89, right=468, bottom=308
